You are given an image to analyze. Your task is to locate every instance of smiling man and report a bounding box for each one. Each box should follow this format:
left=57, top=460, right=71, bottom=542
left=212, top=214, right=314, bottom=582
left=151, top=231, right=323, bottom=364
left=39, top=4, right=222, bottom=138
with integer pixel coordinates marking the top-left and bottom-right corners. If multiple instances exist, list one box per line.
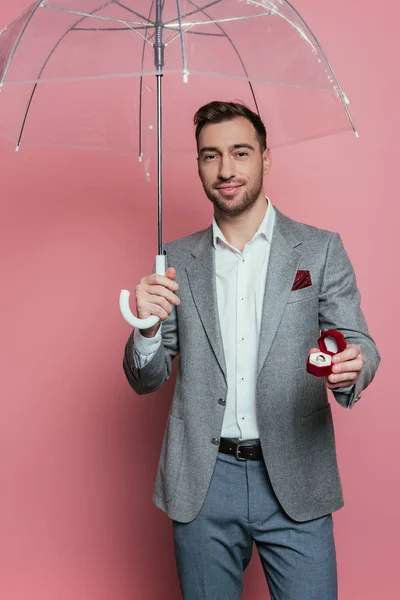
left=123, top=101, right=380, bottom=600
left=198, top=117, right=267, bottom=221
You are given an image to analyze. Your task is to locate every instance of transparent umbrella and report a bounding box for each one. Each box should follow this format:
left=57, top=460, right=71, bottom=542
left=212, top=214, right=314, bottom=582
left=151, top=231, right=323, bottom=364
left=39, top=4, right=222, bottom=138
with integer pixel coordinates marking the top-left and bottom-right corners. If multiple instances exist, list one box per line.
left=0, top=0, right=357, bottom=328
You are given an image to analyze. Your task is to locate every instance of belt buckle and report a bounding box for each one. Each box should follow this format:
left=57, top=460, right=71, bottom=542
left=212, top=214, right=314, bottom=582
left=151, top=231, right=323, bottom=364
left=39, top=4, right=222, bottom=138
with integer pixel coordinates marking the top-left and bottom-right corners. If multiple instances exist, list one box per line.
left=236, top=444, right=246, bottom=461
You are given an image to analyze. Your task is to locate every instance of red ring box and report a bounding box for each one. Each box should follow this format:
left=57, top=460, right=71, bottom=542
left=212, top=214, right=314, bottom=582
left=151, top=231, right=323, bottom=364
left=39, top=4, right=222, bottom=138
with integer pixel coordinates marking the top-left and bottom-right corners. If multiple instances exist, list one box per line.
left=306, top=330, right=347, bottom=377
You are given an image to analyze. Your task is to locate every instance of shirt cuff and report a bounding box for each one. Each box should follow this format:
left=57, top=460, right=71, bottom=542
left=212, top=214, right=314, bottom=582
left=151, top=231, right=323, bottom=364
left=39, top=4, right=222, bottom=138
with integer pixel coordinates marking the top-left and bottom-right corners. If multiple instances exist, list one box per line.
left=133, top=325, right=162, bottom=355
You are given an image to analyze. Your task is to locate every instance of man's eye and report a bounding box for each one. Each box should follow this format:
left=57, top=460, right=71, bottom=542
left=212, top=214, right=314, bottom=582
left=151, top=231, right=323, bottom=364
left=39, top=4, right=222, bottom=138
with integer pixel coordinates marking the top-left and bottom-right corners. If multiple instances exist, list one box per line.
left=204, top=155, right=216, bottom=161
left=236, top=152, right=248, bottom=158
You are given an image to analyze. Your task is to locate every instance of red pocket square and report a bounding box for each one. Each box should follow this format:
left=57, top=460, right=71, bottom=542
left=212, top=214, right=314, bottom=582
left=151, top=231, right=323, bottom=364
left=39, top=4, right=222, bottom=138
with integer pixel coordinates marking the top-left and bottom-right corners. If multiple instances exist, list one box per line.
left=291, top=270, right=312, bottom=291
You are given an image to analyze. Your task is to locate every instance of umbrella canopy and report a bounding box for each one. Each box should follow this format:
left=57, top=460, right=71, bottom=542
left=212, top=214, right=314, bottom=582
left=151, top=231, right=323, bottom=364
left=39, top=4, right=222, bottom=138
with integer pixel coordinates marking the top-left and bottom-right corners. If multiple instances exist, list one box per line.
left=0, top=1, right=356, bottom=157
left=0, top=0, right=357, bottom=328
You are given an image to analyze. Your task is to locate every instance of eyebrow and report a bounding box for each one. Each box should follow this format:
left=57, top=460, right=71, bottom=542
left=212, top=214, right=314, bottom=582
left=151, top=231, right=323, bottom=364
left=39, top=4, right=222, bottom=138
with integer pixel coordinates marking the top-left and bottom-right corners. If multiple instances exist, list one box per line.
left=199, top=143, right=256, bottom=155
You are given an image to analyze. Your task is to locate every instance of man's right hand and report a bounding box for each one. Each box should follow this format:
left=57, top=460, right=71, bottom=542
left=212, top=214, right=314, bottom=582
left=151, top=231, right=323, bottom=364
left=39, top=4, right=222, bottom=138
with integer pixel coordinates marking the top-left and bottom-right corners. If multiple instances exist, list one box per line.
left=135, top=267, right=180, bottom=338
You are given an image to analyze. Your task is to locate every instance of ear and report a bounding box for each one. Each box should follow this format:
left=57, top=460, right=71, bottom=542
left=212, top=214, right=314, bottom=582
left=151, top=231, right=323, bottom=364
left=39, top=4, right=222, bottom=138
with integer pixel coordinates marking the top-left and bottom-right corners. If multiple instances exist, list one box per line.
left=263, top=147, right=272, bottom=176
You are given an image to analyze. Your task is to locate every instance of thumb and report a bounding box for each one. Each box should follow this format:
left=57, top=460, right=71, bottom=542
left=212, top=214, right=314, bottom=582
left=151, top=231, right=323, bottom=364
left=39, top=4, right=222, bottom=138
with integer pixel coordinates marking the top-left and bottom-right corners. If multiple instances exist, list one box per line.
left=309, top=348, right=320, bottom=354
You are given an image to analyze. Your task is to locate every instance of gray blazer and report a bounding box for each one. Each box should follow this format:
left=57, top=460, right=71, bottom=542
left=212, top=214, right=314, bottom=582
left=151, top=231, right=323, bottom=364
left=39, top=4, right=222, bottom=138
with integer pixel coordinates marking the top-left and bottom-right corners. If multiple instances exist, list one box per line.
left=123, top=209, right=380, bottom=523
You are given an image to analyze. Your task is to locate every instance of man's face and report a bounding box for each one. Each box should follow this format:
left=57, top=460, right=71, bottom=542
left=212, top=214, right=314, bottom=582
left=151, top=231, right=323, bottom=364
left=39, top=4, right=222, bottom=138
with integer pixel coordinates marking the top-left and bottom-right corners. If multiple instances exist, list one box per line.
left=197, top=117, right=271, bottom=216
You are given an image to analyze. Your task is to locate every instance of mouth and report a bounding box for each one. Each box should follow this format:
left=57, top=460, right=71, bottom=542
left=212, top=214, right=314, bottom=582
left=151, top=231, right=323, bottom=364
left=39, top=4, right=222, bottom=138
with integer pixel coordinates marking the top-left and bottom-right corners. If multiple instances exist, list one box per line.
left=215, top=184, right=244, bottom=196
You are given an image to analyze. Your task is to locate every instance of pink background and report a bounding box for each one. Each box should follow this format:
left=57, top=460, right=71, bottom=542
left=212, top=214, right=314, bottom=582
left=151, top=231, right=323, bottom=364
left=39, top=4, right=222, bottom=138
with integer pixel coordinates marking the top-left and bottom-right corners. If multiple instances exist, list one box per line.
left=0, top=1, right=398, bottom=598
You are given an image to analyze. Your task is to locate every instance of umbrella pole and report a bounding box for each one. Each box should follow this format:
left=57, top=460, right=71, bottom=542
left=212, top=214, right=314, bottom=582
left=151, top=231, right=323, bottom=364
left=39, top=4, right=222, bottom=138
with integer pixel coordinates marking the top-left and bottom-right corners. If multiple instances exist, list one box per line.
left=156, top=72, right=163, bottom=257
left=155, top=0, right=164, bottom=259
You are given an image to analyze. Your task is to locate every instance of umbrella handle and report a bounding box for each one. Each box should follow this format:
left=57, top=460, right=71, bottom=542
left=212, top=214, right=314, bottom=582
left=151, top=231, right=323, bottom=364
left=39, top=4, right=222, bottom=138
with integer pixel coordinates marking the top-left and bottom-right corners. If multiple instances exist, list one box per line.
left=119, top=254, right=166, bottom=329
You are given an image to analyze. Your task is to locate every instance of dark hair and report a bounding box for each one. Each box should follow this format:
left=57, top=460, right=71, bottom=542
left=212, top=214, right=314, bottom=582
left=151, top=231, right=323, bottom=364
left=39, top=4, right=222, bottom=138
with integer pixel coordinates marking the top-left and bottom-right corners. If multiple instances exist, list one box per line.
left=194, top=101, right=267, bottom=152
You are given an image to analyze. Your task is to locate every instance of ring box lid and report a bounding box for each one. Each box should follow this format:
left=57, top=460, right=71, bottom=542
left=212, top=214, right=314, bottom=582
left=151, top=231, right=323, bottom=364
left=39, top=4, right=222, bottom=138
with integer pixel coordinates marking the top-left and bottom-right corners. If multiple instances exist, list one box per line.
left=318, top=330, right=347, bottom=356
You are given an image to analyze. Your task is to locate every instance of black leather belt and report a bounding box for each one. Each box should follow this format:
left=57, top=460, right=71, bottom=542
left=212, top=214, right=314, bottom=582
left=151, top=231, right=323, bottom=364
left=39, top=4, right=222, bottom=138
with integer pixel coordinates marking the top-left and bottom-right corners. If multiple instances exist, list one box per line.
left=219, top=438, right=262, bottom=461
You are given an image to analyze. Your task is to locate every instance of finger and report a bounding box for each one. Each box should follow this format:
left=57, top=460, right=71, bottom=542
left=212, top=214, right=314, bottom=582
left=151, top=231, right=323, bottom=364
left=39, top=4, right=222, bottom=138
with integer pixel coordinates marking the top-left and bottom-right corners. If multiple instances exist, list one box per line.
left=332, top=344, right=360, bottom=364
left=309, top=348, right=320, bottom=354
left=146, top=285, right=181, bottom=306
left=332, top=358, right=364, bottom=374
left=147, top=273, right=179, bottom=291
left=327, top=371, right=359, bottom=385
left=145, top=302, right=170, bottom=321
left=146, top=294, right=174, bottom=315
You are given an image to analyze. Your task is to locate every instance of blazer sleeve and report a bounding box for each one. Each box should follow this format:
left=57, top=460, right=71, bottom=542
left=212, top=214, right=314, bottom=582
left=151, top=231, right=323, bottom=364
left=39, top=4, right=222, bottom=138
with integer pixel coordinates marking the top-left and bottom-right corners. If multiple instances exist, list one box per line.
left=123, top=303, right=179, bottom=395
left=318, top=232, right=381, bottom=409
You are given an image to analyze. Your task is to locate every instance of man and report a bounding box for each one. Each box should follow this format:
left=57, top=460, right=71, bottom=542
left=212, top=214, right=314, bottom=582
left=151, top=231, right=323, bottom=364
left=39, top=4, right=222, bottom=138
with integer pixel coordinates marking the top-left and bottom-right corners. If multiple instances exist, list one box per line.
left=123, top=101, right=380, bottom=599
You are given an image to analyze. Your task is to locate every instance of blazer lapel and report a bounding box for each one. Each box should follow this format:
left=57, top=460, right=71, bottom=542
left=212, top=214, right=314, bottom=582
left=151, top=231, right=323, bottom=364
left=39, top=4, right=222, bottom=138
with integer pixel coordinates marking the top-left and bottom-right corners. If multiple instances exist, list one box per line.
left=185, top=227, right=227, bottom=382
left=257, top=210, right=303, bottom=378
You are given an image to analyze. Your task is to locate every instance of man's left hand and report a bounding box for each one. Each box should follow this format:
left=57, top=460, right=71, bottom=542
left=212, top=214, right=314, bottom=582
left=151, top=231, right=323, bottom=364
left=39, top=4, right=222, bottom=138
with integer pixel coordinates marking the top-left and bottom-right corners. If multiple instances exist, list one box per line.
left=309, top=344, right=365, bottom=390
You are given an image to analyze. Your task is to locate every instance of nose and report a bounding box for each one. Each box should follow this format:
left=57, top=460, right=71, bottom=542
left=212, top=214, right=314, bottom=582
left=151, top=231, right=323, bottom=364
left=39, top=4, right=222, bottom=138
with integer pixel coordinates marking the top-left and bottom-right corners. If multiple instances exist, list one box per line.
left=218, top=154, right=236, bottom=180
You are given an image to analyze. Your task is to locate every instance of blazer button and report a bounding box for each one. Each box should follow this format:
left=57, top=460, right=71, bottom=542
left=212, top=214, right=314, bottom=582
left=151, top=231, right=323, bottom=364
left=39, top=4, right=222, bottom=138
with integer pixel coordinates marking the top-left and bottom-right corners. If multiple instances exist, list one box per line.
left=218, top=398, right=226, bottom=406
left=211, top=438, right=220, bottom=445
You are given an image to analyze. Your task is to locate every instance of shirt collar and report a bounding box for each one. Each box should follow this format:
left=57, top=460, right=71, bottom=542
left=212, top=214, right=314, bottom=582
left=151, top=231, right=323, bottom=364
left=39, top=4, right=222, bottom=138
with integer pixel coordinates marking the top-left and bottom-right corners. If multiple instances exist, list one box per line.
left=212, top=197, right=275, bottom=249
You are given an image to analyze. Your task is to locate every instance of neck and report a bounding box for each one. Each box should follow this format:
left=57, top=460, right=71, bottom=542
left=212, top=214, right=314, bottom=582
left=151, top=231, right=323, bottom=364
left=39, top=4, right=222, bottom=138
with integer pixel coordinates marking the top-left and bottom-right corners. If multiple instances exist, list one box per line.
left=214, top=194, right=268, bottom=252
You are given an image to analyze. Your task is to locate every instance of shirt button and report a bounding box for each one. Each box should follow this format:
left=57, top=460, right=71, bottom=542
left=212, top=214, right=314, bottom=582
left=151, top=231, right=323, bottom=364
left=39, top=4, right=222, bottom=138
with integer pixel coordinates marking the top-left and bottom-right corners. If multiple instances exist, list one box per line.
left=211, top=437, right=220, bottom=445
left=218, top=398, right=226, bottom=406
left=240, top=297, right=244, bottom=301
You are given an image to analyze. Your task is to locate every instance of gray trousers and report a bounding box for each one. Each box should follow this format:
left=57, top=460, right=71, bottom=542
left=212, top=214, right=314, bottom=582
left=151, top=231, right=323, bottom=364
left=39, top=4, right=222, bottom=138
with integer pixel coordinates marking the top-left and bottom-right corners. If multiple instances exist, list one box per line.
left=173, top=452, right=337, bottom=600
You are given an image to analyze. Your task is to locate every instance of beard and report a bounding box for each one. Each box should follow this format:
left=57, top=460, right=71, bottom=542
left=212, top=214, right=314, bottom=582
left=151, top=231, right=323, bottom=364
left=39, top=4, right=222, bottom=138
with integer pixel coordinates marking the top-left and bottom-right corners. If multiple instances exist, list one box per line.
left=201, top=167, right=264, bottom=217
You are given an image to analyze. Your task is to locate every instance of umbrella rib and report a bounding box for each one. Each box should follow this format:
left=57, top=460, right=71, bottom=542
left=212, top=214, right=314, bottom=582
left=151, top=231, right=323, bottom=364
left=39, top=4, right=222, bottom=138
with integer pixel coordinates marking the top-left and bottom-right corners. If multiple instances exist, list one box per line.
left=175, top=1, right=189, bottom=81
left=278, top=0, right=356, bottom=133
left=164, top=29, right=225, bottom=44
left=113, top=1, right=155, bottom=26
left=163, top=0, right=222, bottom=26
left=183, top=0, right=261, bottom=117
left=244, top=0, right=356, bottom=133
left=245, top=0, right=318, bottom=53
left=0, top=1, right=42, bottom=87
left=70, top=25, right=156, bottom=44
left=42, top=5, right=152, bottom=29
left=125, top=22, right=156, bottom=45
left=139, top=0, right=157, bottom=163
left=72, top=27, right=135, bottom=31
left=165, top=12, right=271, bottom=28
left=164, top=22, right=197, bottom=47
left=181, top=30, right=224, bottom=36
left=15, top=0, right=116, bottom=150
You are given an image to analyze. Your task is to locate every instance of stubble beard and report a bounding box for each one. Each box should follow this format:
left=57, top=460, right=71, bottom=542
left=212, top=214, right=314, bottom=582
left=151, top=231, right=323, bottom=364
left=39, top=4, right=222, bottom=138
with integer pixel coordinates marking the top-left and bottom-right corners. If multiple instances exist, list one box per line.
left=202, top=167, right=264, bottom=217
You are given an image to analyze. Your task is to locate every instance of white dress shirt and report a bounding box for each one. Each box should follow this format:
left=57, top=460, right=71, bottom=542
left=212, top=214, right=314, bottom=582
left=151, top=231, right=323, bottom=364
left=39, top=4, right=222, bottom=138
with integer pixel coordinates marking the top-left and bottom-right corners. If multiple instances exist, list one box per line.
left=210, top=201, right=275, bottom=438
left=132, top=199, right=352, bottom=440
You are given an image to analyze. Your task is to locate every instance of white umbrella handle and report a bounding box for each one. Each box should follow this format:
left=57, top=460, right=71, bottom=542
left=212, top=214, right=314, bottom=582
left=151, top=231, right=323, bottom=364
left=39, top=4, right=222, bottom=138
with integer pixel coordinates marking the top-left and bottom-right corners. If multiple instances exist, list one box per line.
left=119, top=254, right=166, bottom=329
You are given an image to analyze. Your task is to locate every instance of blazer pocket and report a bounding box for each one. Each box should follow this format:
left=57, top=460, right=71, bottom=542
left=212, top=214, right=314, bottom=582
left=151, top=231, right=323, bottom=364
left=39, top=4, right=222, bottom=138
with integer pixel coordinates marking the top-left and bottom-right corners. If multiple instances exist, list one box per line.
left=287, top=286, right=318, bottom=304
left=155, top=414, right=185, bottom=503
